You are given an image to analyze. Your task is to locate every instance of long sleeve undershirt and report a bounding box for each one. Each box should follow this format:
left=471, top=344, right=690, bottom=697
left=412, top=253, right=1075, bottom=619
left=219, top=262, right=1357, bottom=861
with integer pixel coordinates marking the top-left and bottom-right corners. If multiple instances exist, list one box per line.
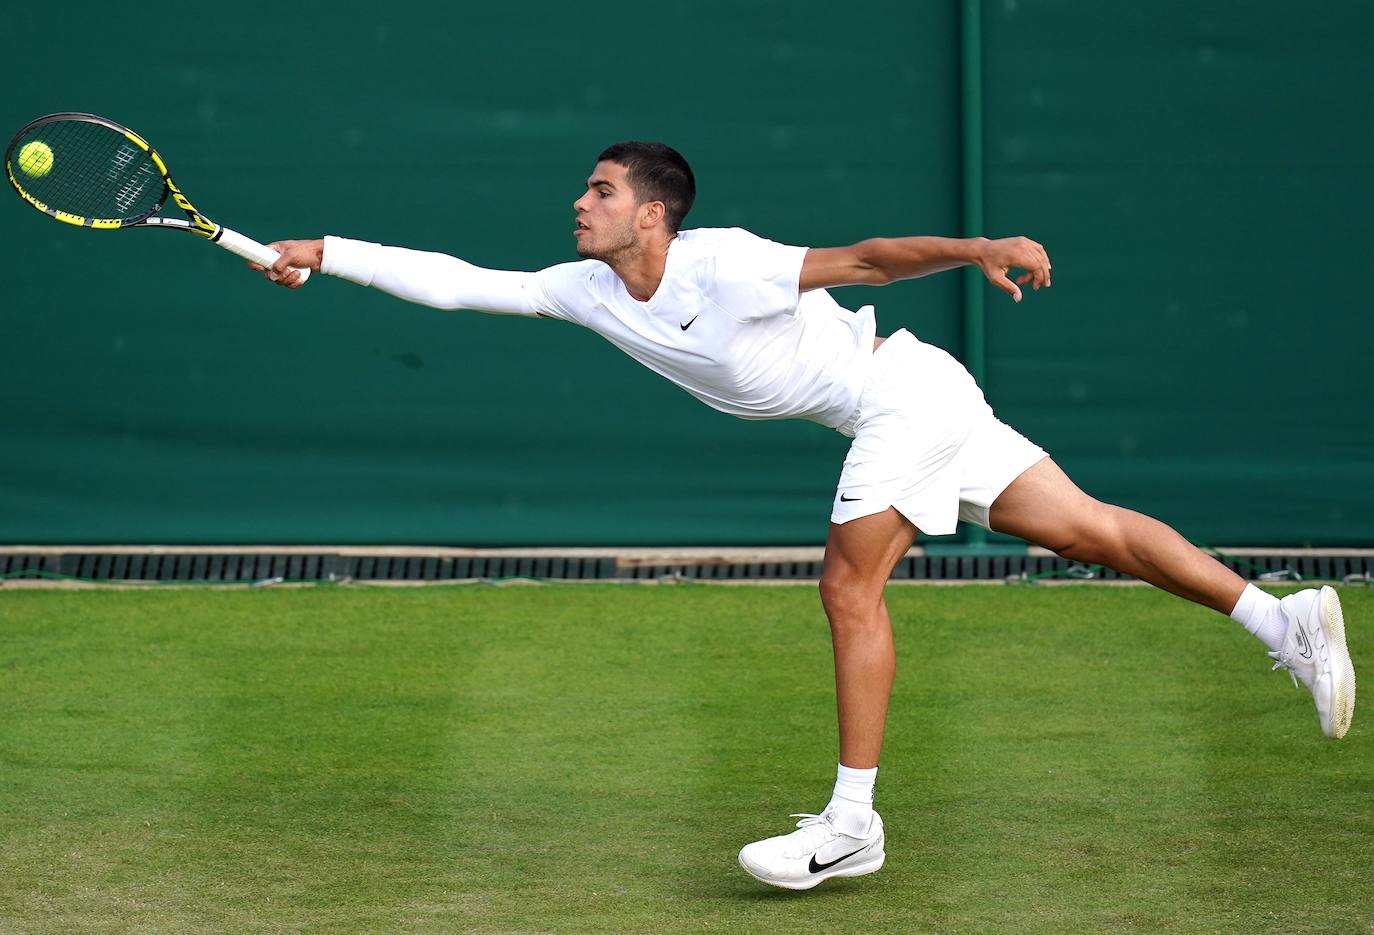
left=320, top=235, right=543, bottom=317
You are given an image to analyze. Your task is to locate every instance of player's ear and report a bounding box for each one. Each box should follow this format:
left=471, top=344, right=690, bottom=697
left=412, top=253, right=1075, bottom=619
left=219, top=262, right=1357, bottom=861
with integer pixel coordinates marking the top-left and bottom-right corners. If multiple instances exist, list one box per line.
left=639, top=200, right=665, bottom=229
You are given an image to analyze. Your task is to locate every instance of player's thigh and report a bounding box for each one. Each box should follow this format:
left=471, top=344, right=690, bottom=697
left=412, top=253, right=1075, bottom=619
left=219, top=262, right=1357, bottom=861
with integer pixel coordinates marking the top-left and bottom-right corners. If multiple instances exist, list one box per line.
left=986, top=457, right=1110, bottom=553
left=821, top=508, right=918, bottom=610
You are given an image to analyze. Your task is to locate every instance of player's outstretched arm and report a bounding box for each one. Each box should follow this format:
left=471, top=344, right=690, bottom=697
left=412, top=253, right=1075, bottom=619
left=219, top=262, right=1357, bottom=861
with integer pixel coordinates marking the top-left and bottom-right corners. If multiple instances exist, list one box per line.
left=800, top=235, right=1051, bottom=303
left=249, top=236, right=545, bottom=317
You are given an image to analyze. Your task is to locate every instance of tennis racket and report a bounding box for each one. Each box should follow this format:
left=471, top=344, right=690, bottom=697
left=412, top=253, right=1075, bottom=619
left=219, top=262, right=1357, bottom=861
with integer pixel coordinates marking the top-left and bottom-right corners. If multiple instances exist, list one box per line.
left=4, top=112, right=309, bottom=282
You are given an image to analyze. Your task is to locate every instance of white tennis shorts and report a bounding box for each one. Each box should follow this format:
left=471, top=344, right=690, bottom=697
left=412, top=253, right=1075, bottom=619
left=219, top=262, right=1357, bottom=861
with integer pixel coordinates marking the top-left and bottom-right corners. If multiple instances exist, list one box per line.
left=831, top=329, right=1047, bottom=535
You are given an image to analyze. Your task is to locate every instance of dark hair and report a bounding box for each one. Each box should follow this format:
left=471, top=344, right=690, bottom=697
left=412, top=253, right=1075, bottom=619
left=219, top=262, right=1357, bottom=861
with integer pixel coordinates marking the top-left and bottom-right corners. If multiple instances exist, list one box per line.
left=597, top=141, right=696, bottom=233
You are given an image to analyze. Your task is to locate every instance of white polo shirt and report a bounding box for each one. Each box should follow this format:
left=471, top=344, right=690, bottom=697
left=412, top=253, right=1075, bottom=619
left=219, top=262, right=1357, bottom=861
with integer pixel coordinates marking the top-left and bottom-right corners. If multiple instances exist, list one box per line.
left=322, top=227, right=878, bottom=433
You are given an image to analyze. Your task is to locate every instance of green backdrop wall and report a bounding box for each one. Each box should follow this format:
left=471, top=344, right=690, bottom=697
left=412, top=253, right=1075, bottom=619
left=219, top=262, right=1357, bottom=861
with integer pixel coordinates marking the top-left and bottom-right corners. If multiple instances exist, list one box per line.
left=1, top=3, right=1369, bottom=546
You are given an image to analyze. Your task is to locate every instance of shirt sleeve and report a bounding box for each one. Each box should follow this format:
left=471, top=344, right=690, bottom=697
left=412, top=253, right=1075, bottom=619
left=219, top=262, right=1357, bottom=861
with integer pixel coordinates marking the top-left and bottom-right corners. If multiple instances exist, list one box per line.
left=706, top=228, right=808, bottom=320
left=527, top=261, right=601, bottom=326
left=322, top=235, right=570, bottom=318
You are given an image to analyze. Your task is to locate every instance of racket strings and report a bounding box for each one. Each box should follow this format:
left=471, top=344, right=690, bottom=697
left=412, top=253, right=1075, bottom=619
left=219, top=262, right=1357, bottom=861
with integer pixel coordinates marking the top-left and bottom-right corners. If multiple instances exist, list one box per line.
left=10, top=119, right=165, bottom=222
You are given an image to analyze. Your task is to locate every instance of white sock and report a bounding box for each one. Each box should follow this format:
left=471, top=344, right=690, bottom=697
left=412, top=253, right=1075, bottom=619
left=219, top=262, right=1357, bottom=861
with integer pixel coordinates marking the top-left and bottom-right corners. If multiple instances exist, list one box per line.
left=825, top=763, right=877, bottom=836
left=1229, top=583, right=1287, bottom=652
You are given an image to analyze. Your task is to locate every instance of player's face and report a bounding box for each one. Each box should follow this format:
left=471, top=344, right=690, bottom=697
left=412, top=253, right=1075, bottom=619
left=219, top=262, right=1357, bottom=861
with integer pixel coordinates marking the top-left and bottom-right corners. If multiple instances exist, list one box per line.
left=572, top=161, right=640, bottom=260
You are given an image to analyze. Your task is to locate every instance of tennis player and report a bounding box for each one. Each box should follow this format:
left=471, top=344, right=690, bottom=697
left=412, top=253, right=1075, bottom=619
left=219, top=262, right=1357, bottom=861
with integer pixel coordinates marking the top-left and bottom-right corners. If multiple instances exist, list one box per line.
left=253, top=141, right=1356, bottom=891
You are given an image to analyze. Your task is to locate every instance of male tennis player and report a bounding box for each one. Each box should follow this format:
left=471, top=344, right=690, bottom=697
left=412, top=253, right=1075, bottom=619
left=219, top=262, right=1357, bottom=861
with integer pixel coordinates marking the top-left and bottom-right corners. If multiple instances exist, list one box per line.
left=254, top=141, right=1356, bottom=891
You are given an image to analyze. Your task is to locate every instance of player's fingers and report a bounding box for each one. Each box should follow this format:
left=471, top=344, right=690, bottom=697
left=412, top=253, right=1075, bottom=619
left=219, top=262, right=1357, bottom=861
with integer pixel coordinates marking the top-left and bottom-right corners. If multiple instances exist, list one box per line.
left=1018, top=252, right=1048, bottom=288
left=1033, top=245, right=1052, bottom=286
left=989, top=270, right=1022, bottom=303
left=1016, top=238, right=1047, bottom=264
left=270, top=241, right=308, bottom=274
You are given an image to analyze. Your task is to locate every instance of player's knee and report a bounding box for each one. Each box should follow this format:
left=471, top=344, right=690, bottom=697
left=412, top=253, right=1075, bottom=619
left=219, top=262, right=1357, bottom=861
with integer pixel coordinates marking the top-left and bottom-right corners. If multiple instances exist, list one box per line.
left=1056, top=506, right=1127, bottom=566
left=817, top=570, right=849, bottom=614
left=818, top=566, right=882, bottom=624
left=1057, top=536, right=1101, bottom=565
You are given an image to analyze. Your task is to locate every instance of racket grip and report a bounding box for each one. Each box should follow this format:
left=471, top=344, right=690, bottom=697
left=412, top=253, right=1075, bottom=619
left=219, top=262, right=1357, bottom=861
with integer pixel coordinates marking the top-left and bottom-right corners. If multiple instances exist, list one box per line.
left=215, top=226, right=312, bottom=284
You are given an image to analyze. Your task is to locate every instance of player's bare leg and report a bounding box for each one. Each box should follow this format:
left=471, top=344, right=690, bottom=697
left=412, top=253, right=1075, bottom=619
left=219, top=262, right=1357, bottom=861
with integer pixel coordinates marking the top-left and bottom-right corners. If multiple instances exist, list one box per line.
left=818, top=508, right=918, bottom=768
left=988, top=457, right=1355, bottom=738
left=987, top=457, right=1244, bottom=611
left=736, top=508, right=912, bottom=889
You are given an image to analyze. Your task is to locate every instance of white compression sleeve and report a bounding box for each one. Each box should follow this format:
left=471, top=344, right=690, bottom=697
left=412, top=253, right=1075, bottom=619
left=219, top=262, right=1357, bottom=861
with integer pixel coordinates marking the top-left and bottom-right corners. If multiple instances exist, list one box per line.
left=320, top=235, right=542, bottom=317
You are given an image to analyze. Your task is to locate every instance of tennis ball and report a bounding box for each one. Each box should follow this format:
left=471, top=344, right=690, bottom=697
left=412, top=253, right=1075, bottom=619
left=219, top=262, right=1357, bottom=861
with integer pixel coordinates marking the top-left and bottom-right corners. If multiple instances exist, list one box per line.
left=18, top=140, right=53, bottom=178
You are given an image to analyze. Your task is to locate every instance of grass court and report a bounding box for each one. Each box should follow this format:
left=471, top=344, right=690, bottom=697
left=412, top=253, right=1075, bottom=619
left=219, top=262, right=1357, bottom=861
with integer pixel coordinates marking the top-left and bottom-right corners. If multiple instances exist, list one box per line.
left=1, top=583, right=1369, bottom=933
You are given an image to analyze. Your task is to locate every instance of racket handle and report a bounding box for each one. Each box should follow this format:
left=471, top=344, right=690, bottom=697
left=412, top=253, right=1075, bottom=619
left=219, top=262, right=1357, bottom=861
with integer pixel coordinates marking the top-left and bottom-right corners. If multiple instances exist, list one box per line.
left=214, top=226, right=312, bottom=284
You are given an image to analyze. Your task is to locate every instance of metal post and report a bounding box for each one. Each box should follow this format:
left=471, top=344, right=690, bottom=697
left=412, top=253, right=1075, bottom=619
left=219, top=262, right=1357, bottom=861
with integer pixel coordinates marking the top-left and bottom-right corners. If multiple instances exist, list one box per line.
left=960, top=0, right=989, bottom=550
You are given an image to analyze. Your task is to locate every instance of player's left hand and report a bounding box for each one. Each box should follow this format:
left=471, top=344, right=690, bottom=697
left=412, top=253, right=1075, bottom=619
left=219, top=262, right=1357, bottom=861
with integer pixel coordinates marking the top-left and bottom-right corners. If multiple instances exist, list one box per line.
left=974, top=236, right=1051, bottom=303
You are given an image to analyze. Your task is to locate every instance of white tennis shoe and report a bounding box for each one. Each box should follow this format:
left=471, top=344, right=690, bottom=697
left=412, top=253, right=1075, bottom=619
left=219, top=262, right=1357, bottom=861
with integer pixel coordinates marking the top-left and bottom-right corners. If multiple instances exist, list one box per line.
left=1269, top=586, right=1356, bottom=739
left=738, top=810, right=885, bottom=890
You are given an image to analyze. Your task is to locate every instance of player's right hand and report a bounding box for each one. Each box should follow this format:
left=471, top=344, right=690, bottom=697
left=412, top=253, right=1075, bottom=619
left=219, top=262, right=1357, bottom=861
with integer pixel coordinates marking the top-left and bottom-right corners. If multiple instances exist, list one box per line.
left=251, top=239, right=324, bottom=289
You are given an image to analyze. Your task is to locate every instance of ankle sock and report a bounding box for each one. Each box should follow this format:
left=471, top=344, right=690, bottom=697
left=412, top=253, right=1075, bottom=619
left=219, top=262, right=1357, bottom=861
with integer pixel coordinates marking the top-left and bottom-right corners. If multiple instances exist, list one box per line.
left=1229, top=583, right=1287, bottom=652
left=826, top=763, right=877, bottom=836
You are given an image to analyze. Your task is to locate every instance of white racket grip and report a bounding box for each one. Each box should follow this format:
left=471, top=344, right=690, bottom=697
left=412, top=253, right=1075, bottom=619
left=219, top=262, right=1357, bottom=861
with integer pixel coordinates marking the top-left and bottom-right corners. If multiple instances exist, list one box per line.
left=215, top=227, right=312, bottom=284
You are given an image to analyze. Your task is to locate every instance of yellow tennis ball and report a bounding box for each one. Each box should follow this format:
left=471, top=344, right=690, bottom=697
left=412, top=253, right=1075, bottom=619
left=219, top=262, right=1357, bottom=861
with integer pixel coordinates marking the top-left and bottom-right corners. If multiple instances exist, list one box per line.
left=18, top=140, right=53, bottom=178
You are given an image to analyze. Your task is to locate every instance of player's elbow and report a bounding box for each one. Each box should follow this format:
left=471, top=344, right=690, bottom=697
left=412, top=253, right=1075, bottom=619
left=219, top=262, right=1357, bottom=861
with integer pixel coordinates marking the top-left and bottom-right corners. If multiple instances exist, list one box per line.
left=853, top=239, right=897, bottom=285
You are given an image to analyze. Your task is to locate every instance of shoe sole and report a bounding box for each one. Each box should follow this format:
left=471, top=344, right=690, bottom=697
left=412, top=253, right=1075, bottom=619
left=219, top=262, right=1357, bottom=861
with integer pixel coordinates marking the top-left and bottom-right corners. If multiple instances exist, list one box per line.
left=737, top=851, right=885, bottom=891
left=1321, top=585, right=1356, bottom=739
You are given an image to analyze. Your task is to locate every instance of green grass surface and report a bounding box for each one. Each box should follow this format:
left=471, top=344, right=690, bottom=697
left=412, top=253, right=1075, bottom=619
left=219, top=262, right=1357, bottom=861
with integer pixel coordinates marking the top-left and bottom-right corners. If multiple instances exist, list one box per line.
left=0, top=584, right=1370, bottom=934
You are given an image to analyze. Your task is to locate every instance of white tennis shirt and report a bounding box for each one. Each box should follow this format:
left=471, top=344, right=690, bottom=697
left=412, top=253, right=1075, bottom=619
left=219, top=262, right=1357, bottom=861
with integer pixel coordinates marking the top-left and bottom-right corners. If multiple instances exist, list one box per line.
left=322, top=227, right=878, bottom=433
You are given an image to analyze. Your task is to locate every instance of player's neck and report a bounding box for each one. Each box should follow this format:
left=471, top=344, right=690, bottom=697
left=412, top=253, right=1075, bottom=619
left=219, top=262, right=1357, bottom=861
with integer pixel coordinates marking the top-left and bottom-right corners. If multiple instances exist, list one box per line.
left=609, top=235, right=674, bottom=303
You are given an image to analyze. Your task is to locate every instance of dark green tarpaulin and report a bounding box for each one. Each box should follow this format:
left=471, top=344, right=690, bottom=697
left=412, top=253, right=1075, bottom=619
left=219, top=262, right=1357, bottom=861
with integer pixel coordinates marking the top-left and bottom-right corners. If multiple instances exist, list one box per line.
left=0, top=3, right=1368, bottom=545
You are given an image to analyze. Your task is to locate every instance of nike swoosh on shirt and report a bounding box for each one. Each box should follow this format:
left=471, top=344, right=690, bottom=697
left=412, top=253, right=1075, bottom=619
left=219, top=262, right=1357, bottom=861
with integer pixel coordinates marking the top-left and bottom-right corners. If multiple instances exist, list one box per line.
left=808, top=846, right=868, bottom=874
left=680, top=315, right=698, bottom=331
left=839, top=493, right=862, bottom=502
